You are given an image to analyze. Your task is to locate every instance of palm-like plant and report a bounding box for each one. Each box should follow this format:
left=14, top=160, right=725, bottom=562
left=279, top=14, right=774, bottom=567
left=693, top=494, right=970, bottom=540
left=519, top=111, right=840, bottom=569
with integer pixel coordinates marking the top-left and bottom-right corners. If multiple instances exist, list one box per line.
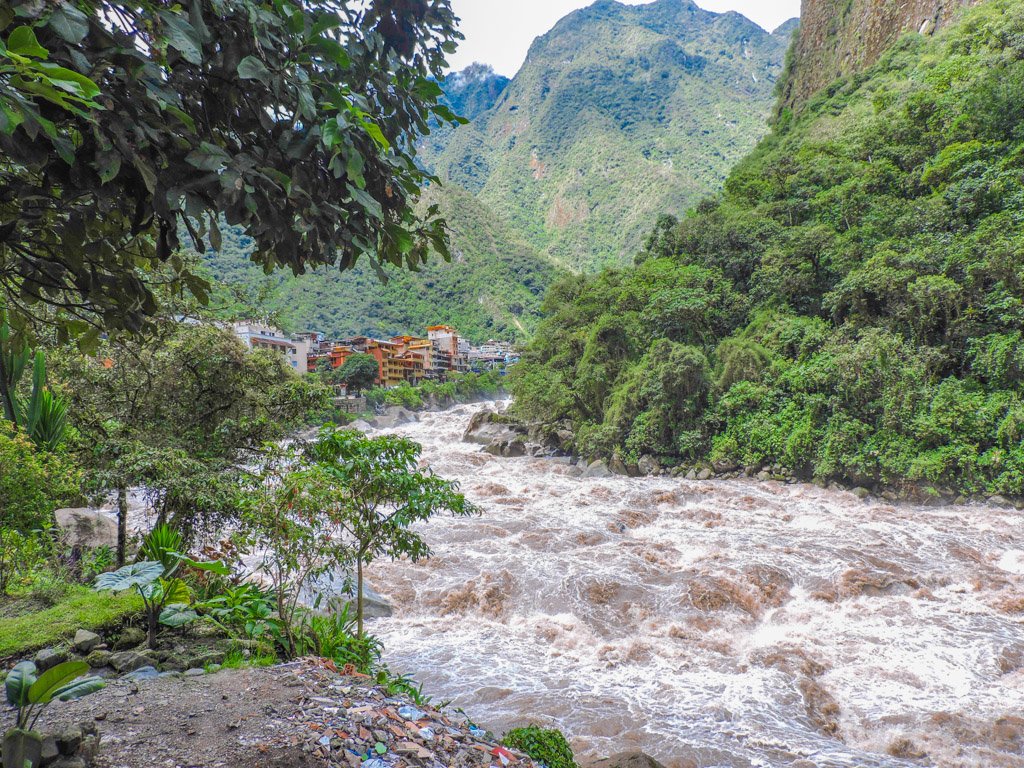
left=3, top=660, right=103, bottom=768
left=0, top=313, right=68, bottom=450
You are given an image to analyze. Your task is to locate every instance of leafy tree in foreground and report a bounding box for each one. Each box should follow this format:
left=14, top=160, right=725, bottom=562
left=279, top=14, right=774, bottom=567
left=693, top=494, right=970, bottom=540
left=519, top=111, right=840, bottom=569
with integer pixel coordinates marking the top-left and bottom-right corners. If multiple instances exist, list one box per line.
left=305, top=427, right=479, bottom=637
left=236, top=446, right=357, bottom=658
left=0, top=0, right=462, bottom=338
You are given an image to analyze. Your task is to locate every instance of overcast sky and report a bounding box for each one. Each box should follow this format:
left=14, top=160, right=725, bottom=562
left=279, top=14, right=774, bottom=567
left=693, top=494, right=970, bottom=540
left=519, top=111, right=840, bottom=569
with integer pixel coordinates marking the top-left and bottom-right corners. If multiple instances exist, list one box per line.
left=446, top=0, right=802, bottom=76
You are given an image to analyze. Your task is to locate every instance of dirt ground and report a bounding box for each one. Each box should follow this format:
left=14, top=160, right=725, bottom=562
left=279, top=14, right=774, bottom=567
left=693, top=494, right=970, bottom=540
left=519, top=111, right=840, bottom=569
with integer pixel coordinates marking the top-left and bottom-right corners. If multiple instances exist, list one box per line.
left=43, top=663, right=325, bottom=768
left=41, top=660, right=535, bottom=768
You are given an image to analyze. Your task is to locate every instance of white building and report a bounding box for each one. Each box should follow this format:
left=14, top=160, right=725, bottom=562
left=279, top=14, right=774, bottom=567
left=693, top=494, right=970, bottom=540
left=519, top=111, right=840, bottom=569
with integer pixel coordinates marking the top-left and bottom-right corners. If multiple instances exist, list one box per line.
left=231, top=321, right=309, bottom=374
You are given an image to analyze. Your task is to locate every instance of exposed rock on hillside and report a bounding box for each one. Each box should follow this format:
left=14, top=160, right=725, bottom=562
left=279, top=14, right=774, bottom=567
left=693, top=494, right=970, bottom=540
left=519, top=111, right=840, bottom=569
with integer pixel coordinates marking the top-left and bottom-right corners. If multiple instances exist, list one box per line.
left=778, top=0, right=981, bottom=110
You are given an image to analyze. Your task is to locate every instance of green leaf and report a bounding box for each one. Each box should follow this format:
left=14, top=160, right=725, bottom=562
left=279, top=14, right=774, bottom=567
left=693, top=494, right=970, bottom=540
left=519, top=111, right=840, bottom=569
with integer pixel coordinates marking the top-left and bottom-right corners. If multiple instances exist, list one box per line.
left=237, top=55, right=270, bottom=84
left=38, top=63, right=101, bottom=100
left=27, top=661, right=89, bottom=704
left=297, top=83, right=315, bottom=121
left=7, top=26, right=48, bottom=58
left=159, top=10, right=203, bottom=65
left=185, top=141, right=231, bottom=171
left=164, top=105, right=197, bottom=132
left=311, top=14, right=343, bottom=36
left=208, top=215, right=222, bottom=250
left=159, top=603, right=199, bottom=627
left=359, top=118, right=390, bottom=150
left=94, top=561, right=164, bottom=592
left=46, top=5, right=89, bottom=44
left=159, top=577, right=192, bottom=605
left=96, top=151, right=121, bottom=184
left=347, top=184, right=383, bottom=221
left=4, top=661, right=36, bottom=707
left=51, top=677, right=104, bottom=702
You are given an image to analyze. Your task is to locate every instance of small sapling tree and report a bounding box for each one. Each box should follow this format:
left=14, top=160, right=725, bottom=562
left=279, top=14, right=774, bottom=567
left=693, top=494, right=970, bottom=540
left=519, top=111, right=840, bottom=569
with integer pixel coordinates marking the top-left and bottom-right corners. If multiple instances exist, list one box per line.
left=306, top=427, right=479, bottom=637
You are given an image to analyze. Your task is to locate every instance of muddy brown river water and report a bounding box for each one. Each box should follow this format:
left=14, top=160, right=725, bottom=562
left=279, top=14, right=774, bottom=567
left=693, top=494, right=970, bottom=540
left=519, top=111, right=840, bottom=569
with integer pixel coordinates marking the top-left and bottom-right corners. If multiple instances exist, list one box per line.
left=366, top=402, right=1024, bottom=768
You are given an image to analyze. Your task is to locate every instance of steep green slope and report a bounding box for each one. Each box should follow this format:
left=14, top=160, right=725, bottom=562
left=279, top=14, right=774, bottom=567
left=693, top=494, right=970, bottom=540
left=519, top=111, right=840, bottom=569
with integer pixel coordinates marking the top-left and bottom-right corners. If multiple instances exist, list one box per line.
left=420, top=63, right=510, bottom=162
left=426, top=0, right=793, bottom=271
left=203, top=184, right=560, bottom=342
left=512, top=0, right=1024, bottom=496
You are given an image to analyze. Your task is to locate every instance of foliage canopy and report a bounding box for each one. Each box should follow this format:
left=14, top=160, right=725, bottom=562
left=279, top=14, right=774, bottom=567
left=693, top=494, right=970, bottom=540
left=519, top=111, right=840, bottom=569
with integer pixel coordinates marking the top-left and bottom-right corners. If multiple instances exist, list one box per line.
left=0, top=0, right=461, bottom=337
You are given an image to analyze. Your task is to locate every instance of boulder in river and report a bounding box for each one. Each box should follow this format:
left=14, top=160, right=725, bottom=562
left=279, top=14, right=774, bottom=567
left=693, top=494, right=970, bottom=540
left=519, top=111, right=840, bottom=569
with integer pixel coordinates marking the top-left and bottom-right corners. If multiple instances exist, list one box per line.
left=372, top=406, right=419, bottom=429
left=54, top=508, right=118, bottom=550
left=637, top=455, right=660, bottom=476
left=585, top=753, right=669, bottom=768
left=463, top=409, right=525, bottom=446
left=319, top=580, right=394, bottom=619
left=583, top=459, right=613, bottom=478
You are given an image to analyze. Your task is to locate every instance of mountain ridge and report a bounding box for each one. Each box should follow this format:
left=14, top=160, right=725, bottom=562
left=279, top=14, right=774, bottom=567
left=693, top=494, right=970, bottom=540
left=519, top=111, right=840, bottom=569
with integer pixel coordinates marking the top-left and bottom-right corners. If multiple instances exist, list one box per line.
left=424, top=0, right=792, bottom=271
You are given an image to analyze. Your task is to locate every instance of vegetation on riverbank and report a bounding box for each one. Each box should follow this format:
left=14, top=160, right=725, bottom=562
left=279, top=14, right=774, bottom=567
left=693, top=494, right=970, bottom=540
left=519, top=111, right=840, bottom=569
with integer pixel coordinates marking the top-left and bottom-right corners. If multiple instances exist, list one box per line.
left=511, top=0, right=1024, bottom=497
left=365, top=369, right=505, bottom=411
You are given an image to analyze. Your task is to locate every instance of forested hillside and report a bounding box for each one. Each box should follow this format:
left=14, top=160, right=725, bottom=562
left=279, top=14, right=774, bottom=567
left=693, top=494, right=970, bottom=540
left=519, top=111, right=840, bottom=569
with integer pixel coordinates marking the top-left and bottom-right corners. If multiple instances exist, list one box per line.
left=511, top=0, right=1024, bottom=496
left=427, top=0, right=794, bottom=270
left=203, top=183, right=559, bottom=342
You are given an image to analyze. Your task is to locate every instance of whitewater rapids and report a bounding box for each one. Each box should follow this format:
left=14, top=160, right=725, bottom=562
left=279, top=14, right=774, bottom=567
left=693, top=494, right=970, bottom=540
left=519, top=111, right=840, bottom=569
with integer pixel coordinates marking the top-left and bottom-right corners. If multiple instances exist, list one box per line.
left=365, top=402, right=1024, bottom=768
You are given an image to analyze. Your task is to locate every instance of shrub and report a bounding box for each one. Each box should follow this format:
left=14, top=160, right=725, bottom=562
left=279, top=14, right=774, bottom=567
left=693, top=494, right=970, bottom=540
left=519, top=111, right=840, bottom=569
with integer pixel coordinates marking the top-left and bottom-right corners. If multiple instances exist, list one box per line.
left=502, top=725, right=576, bottom=768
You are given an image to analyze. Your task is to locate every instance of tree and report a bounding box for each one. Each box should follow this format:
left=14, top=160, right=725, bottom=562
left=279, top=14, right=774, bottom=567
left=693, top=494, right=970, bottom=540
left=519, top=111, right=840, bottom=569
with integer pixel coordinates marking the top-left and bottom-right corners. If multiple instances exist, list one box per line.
left=236, top=447, right=356, bottom=658
left=334, top=353, right=379, bottom=394
left=53, top=321, right=330, bottom=564
left=305, top=427, right=478, bottom=637
left=0, top=0, right=463, bottom=337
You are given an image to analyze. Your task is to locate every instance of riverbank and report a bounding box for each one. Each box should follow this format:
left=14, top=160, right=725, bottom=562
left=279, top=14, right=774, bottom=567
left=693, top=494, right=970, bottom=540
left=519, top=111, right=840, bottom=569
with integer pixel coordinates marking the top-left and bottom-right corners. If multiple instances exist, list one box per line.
left=459, top=403, right=1024, bottom=509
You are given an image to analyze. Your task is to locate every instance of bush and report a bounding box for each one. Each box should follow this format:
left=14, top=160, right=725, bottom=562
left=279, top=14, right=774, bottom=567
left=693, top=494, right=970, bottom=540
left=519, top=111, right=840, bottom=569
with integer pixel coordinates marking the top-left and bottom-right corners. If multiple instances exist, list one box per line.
left=502, top=726, right=576, bottom=768
left=0, top=425, right=79, bottom=593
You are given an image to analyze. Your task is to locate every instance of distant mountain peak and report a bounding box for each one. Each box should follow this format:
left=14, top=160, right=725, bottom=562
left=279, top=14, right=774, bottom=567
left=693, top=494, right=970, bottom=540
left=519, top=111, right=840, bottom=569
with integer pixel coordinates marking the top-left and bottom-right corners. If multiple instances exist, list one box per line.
left=423, top=0, right=791, bottom=272
left=772, top=18, right=800, bottom=36
left=449, top=62, right=499, bottom=82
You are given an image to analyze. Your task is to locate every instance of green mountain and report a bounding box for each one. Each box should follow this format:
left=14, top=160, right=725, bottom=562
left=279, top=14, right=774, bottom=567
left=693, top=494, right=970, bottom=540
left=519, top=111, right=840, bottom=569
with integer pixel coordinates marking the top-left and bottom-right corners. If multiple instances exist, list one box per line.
left=203, top=183, right=559, bottom=342
left=420, top=64, right=511, bottom=161
left=426, top=0, right=794, bottom=271
left=201, top=2, right=793, bottom=338
left=511, top=0, right=1024, bottom=497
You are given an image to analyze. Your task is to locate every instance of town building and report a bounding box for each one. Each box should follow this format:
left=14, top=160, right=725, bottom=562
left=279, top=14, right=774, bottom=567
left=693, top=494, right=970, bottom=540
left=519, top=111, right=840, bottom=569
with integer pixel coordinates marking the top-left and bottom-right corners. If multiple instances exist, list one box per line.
left=231, top=321, right=311, bottom=375
left=301, top=323, right=518, bottom=389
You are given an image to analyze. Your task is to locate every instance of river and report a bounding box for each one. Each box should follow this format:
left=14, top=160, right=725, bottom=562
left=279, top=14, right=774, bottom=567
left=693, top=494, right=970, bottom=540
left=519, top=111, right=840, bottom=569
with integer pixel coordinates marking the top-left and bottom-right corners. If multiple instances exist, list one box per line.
left=364, top=401, right=1024, bottom=768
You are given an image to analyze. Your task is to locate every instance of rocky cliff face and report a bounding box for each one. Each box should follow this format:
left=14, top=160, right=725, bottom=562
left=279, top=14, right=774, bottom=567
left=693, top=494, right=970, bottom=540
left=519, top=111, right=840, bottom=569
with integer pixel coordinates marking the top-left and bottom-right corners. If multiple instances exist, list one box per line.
left=779, top=0, right=982, bottom=109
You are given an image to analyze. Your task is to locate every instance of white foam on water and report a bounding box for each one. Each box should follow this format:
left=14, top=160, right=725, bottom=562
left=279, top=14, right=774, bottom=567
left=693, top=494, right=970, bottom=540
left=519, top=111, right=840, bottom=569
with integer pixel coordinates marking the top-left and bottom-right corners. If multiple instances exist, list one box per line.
left=996, top=550, right=1024, bottom=575
left=361, top=402, right=1024, bottom=768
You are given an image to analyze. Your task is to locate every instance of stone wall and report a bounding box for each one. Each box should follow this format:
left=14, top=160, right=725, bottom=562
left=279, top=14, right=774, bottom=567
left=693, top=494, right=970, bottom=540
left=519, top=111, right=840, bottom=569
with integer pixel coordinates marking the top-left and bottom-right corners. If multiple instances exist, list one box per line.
left=779, top=0, right=983, bottom=110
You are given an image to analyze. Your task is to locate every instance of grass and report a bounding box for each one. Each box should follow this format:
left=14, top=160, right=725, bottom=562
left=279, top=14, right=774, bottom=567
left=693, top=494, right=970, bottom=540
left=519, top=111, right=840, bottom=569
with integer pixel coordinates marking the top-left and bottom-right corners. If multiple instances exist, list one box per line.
left=0, top=583, right=142, bottom=659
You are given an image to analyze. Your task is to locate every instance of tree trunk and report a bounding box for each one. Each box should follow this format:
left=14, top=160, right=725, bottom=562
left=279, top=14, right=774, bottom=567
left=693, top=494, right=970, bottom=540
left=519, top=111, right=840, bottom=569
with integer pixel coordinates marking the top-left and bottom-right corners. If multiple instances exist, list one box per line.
left=117, top=485, right=129, bottom=567
left=147, top=606, right=158, bottom=650
left=356, top=555, right=364, bottom=639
